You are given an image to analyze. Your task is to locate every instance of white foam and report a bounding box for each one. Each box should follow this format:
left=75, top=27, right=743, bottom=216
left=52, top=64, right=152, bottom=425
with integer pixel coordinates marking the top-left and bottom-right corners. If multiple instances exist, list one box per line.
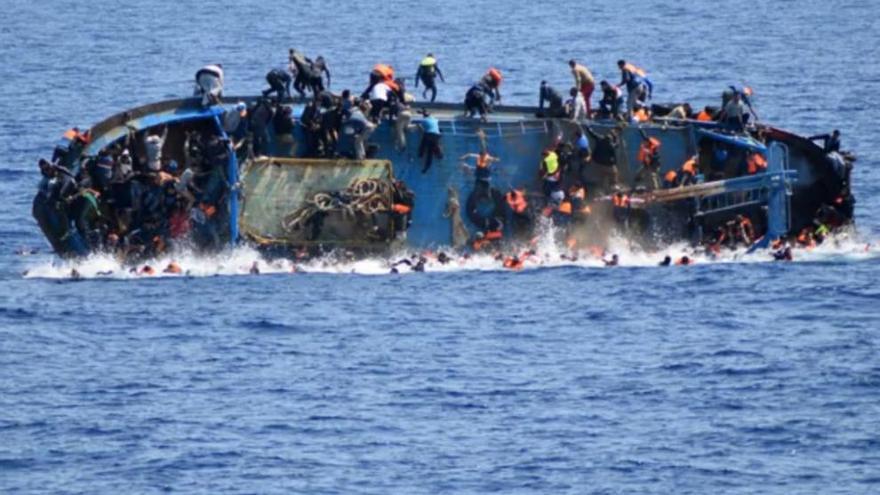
left=20, top=228, right=879, bottom=280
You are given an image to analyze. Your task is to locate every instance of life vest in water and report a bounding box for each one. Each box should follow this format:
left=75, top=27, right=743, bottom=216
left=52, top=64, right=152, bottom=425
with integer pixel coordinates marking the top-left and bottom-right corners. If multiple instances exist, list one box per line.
left=664, top=170, right=678, bottom=185
left=637, top=137, right=661, bottom=167
left=557, top=201, right=573, bottom=215
left=505, top=189, right=528, bottom=214
left=612, top=193, right=630, bottom=208
left=747, top=152, right=768, bottom=174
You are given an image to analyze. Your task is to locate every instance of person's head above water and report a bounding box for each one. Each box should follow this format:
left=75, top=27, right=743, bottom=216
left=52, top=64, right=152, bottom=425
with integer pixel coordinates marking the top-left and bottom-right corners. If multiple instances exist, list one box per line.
left=617, top=59, right=626, bottom=68
left=568, top=59, right=576, bottom=67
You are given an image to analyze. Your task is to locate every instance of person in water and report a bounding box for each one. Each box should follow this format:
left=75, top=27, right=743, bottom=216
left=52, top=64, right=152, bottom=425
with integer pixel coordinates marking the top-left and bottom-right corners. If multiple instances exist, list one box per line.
left=414, top=53, right=445, bottom=102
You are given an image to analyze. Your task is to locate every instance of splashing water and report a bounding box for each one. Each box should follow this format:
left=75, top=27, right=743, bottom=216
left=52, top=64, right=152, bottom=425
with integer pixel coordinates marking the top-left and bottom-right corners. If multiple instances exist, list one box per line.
left=19, top=227, right=879, bottom=280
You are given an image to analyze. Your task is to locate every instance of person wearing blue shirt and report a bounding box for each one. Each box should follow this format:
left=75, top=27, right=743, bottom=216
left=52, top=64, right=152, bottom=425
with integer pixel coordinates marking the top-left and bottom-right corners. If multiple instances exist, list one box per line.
left=418, top=110, right=443, bottom=173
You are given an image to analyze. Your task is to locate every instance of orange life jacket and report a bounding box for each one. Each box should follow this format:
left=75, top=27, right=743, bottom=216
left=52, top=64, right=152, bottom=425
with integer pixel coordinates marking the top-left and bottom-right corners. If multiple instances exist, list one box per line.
left=505, top=190, right=527, bottom=214
left=200, top=203, right=217, bottom=218
left=163, top=262, right=182, bottom=274
left=558, top=201, right=573, bottom=215
left=392, top=203, right=412, bottom=214
left=681, top=157, right=697, bottom=175
left=624, top=63, right=647, bottom=78
left=485, top=230, right=503, bottom=241
left=633, top=108, right=650, bottom=122
left=637, top=137, right=661, bottom=167
left=664, top=170, right=678, bottom=184
left=487, top=68, right=503, bottom=85
left=63, top=128, right=90, bottom=144
left=695, top=110, right=713, bottom=122
left=503, top=257, right=524, bottom=270
left=476, top=153, right=491, bottom=168
left=747, top=153, right=768, bottom=174
left=612, top=193, right=630, bottom=208
left=373, top=64, right=394, bottom=80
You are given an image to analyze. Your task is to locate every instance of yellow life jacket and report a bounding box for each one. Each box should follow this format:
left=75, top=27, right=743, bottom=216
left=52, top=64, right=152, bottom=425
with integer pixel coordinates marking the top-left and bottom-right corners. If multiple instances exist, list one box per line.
left=543, top=151, right=559, bottom=176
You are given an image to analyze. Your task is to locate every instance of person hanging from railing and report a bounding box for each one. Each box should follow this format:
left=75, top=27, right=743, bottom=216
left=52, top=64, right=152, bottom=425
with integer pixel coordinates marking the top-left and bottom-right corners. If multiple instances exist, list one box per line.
left=585, top=125, right=621, bottom=193
left=678, top=155, right=698, bottom=185
left=634, top=128, right=662, bottom=190
left=417, top=109, right=443, bottom=173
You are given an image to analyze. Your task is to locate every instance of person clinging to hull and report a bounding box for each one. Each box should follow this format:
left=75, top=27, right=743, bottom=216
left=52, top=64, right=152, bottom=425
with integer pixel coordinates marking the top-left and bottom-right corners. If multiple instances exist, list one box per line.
left=414, top=53, right=445, bottom=102
left=569, top=59, right=595, bottom=118
left=418, top=109, right=443, bottom=173
left=635, top=128, right=661, bottom=190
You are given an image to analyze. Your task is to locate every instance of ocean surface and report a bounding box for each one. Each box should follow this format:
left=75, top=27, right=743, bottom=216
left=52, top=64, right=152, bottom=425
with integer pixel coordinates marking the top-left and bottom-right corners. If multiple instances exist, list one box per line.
left=2, top=0, right=880, bottom=493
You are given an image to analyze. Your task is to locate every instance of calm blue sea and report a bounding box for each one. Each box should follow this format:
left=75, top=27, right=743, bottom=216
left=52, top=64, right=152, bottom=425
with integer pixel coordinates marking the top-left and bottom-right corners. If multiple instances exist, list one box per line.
left=2, top=1, right=879, bottom=493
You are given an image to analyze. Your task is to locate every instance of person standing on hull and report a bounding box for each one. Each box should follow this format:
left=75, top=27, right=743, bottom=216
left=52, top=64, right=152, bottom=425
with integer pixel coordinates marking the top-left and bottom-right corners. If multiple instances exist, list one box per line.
left=538, top=81, right=565, bottom=118
left=288, top=49, right=309, bottom=98
left=569, top=60, right=595, bottom=118
left=617, top=59, right=651, bottom=118
left=309, top=56, right=331, bottom=94
left=418, top=110, right=443, bottom=173
left=263, top=68, right=292, bottom=100
left=567, top=87, right=587, bottom=121
left=464, top=68, right=502, bottom=122
left=415, top=53, right=445, bottom=102
left=194, top=64, right=224, bottom=107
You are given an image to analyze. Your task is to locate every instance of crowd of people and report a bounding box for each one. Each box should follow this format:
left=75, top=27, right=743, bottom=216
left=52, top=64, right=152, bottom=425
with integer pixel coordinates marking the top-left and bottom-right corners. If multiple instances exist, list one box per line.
left=35, top=122, right=232, bottom=261
left=38, top=49, right=853, bottom=269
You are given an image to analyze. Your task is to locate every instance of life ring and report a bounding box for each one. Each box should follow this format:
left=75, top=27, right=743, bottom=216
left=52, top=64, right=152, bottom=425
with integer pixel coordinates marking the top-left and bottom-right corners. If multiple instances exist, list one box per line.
left=465, top=184, right=504, bottom=230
